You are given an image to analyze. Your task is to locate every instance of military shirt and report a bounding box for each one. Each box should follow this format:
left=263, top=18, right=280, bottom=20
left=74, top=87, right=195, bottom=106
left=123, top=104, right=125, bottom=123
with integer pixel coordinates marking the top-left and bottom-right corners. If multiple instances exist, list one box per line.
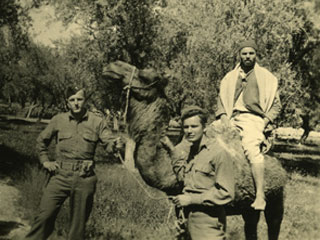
left=37, top=110, right=116, bottom=163
left=171, top=135, right=235, bottom=206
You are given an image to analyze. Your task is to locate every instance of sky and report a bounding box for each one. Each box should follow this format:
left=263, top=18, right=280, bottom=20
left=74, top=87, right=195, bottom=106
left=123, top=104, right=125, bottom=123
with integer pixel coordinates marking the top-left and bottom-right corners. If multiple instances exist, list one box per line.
left=25, top=0, right=319, bottom=47
left=27, top=4, right=82, bottom=47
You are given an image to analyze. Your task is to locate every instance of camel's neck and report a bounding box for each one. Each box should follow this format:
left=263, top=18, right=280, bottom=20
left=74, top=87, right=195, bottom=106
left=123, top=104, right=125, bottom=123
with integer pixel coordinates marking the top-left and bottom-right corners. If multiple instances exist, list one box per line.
left=128, top=97, right=171, bottom=143
left=127, top=96, right=180, bottom=194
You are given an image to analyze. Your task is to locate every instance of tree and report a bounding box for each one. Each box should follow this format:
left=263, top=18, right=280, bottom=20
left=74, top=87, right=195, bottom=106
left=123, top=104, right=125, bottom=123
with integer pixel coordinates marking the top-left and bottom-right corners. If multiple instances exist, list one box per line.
left=21, top=0, right=320, bottom=128
left=288, top=0, right=320, bottom=135
left=0, top=0, right=32, bottom=104
left=153, top=0, right=311, bottom=123
left=35, top=0, right=165, bottom=112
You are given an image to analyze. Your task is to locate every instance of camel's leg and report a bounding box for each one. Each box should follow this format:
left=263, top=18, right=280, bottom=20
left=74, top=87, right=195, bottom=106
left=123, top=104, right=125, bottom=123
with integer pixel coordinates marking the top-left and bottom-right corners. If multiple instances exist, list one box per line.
left=124, top=137, right=136, bottom=172
left=242, top=208, right=260, bottom=240
left=264, top=190, right=284, bottom=240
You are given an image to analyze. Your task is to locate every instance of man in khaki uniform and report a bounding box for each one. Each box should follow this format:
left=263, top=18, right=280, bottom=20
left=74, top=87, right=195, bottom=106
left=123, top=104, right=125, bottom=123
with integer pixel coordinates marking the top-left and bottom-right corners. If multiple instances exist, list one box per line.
left=162, top=106, right=235, bottom=240
left=24, top=87, right=123, bottom=240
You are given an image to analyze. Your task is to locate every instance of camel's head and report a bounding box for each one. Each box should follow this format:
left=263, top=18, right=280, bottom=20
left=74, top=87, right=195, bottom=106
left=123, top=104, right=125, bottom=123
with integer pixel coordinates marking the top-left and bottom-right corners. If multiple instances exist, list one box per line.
left=102, top=61, right=168, bottom=101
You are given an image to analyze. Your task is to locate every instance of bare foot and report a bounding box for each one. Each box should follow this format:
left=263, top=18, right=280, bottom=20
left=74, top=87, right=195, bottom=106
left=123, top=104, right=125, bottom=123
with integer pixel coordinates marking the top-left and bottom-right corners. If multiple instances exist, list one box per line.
left=251, top=197, right=266, bottom=211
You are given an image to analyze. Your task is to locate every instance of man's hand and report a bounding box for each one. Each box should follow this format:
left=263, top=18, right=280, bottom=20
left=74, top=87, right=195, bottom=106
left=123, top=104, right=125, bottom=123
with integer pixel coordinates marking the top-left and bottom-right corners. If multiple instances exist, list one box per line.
left=160, top=136, right=175, bottom=151
left=220, top=114, right=231, bottom=129
left=263, top=118, right=270, bottom=128
left=43, top=161, right=60, bottom=172
left=114, top=137, right=125, bottom=151
left=263, top=118, right=274, bottom=133
left=171, top=194, right=192, bottom=207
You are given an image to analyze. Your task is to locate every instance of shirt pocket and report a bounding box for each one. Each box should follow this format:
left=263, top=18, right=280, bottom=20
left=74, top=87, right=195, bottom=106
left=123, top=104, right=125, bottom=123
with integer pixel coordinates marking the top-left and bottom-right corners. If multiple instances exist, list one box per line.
left=82, top=131, right=99, bottom=143
left=193, top=163, right=215, bottom=189
left=58, top=132, right=72, bottom=142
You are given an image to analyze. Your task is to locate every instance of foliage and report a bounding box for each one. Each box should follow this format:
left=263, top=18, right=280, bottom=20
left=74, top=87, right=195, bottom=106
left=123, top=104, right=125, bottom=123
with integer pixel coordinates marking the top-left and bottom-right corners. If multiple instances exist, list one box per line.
left=1, top=43, right=69, bottom=114
left=45, top=0, right=320, bottom=126
left=154, top=0, right=309, bottom=120
left=0, top=0, right=319, bottom=126
left=285, top=0, right=320, bottom=127
left=52, top=0, right=165, bottom=111
left=0, top=0, right=30, bottom=47
left=0, top=0, right=32, bottom=101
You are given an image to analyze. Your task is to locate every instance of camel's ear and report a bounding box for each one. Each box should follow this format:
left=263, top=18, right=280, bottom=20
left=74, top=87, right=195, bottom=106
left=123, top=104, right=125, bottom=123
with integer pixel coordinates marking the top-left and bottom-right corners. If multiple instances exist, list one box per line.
left=139, top=69, right=169, bottom=89
left=138, top=68, right=159, bottom=83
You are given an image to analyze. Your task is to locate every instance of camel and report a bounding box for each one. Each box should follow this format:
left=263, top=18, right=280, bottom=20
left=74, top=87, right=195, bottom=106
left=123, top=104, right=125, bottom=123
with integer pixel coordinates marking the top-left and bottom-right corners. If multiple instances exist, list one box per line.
left=102, top=61, right=287, bottom=240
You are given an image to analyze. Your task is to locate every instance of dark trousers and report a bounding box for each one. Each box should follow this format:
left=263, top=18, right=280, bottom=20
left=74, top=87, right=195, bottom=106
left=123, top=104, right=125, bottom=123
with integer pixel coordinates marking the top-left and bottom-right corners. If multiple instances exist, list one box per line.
left=24, top=170, right=97, bottom=240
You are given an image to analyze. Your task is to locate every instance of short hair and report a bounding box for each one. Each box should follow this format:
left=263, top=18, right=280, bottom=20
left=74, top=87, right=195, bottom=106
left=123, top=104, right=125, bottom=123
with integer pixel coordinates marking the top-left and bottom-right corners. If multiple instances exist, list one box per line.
left=181, top=105, right=207, bottom=126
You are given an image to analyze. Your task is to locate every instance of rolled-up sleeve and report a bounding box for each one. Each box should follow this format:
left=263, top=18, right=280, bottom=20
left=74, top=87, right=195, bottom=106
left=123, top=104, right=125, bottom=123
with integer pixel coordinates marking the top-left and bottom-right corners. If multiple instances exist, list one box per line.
left=171, top=140, right=191, bottom=182
left=37, top=116, right=58, bottom=164
left=98, top=118, right=118, bottom=153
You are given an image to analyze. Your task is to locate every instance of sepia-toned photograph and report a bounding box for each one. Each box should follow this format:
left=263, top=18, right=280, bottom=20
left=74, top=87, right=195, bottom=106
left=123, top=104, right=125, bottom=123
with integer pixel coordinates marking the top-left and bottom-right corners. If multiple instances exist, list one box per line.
left=0, top=0, right=319, bottom=239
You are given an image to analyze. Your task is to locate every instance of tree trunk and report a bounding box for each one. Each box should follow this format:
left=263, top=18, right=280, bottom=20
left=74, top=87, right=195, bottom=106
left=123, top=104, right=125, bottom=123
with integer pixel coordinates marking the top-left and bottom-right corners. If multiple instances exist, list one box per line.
left=25, top=102, right=37, bottom=119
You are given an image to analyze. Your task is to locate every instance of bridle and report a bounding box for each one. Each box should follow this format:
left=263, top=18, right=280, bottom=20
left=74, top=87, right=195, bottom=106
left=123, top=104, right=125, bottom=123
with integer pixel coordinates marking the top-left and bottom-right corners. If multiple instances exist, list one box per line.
left=122, top=66, right=161, bottom=125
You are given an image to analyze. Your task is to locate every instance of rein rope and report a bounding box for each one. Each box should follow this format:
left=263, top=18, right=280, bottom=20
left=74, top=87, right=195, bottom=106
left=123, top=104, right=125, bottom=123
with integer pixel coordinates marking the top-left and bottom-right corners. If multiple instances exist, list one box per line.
left=116, top=150, right=168, bottom=201
left=122, top=67, right=160, bottom=127
left=123, top=66, right=135, bottom=127
left=115, top=150, right=175, bottom=225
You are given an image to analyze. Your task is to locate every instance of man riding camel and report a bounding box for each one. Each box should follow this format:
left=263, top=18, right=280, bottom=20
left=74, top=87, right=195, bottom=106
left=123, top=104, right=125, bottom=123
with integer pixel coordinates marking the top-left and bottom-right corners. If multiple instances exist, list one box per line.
left=214, top=40, right=281, bottom=210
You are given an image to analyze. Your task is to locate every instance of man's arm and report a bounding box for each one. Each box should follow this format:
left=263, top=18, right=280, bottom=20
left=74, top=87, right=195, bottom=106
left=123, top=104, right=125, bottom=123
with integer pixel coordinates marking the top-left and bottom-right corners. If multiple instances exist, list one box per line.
left=37, top=116, right=59, bottom=169
left=98, top=118, right=122, bottom=153
left=215, top=96, right=231, bottom=129
left=215, top=96, right=227, bottom=120
left=161, top=136, right=191, bottom=182
left=264, top=91, right=282, bottom=125
left=171, top=145, right=189, bottom=182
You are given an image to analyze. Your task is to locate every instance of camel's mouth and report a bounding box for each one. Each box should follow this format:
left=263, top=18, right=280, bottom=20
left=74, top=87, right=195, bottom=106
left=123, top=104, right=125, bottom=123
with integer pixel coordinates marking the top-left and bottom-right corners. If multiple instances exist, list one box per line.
left=102, top=67, right=124, bottom=82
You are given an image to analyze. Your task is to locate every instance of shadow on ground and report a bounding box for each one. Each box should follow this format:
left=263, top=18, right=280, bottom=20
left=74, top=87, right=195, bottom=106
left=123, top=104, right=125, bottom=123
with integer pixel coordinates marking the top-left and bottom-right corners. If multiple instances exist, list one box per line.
left=0, top=117, right=45, bottom=179
left=0, top=144, right=37, bottom=179
left=279, top=158, right=320, bottom=177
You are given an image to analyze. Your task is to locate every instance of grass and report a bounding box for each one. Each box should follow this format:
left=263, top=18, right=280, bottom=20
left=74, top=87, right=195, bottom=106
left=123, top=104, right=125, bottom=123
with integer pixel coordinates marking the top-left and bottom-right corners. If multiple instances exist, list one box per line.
left=227, top=172, right=320, bottom=240
left=1, top=120, right=319, bottom=239
left=13, top=164, right=175, bottom=240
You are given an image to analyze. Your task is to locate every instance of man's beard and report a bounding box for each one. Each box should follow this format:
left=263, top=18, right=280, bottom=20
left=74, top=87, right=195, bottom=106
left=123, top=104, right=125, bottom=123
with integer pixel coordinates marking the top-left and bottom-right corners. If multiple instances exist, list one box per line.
left=242, top=59, right=255, bottom=68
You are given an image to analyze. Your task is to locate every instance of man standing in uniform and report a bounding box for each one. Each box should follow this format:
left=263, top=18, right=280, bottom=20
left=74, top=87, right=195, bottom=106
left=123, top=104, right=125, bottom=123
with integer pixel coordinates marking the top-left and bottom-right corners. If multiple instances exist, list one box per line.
left=162, top=106, right=235, bottom=240
left=24, top=87, right=123, bottom=240
left=215, top=40, right=281, bottom=210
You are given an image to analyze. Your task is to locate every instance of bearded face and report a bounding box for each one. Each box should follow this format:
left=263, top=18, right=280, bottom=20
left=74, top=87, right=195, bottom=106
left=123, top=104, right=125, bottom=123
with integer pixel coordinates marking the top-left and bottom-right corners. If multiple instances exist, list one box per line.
left=240, top=47, right=256, bottom=69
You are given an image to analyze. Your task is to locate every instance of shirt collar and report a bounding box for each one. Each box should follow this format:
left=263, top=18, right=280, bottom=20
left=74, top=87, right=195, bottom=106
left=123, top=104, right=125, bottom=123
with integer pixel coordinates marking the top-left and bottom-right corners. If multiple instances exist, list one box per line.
left=181, top=133, right=211, bottom=152
left=199, top=134, right=210, bottom=150
left=68, top=109, right=88, bottom=121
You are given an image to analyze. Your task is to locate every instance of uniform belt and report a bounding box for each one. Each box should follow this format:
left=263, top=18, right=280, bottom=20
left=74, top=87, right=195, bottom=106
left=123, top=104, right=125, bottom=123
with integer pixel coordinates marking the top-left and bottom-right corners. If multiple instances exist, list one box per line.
left=186, top=204, right=225, bottom=218
left=58, top=160, right=94, bottom=172
left=232, top=110, right=263, bottom=118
